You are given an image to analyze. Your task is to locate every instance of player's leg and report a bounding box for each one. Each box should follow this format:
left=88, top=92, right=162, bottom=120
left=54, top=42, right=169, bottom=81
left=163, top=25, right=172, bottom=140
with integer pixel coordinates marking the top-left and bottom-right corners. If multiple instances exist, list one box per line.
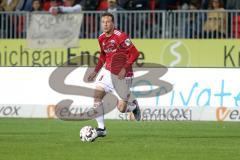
left=94, top=85, right=108, bottom=137
left=114, top=76, right=141, bottom=121
left=94, top=85, right=106, bottom=131
left=117, top=99, right=141, bottom=121
left=93, top=69, right=113, bottom=138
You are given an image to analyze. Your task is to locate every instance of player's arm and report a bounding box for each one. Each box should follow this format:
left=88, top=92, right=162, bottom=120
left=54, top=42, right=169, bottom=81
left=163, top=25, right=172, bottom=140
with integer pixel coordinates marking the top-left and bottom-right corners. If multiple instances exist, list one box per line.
left=87, top=42, right=106, bottom=81
left=118, top=36, right=140, bottom=79
left=94, top=49, right=106, bottom=73
left=123, top=44, right=139, bottom=70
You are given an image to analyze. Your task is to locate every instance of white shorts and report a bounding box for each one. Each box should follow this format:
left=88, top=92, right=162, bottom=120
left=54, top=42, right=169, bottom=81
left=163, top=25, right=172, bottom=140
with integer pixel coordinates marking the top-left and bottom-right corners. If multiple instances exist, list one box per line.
left=95, top=68, right=132, bottom=101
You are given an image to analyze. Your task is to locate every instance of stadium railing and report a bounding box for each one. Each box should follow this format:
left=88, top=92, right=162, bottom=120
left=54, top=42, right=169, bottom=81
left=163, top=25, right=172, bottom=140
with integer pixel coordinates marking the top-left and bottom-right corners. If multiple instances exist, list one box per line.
left=0, top=10, right=239, bottom=39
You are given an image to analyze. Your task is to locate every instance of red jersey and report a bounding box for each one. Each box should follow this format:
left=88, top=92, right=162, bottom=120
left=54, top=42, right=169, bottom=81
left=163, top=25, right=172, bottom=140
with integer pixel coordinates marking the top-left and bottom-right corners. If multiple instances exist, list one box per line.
left=95, top=29, right=139, bottom=77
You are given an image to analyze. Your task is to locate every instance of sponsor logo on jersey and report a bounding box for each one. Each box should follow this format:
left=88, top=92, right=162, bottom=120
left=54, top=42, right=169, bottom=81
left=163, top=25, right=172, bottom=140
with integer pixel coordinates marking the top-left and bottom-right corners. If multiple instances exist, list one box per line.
left=110, top=40, right=115, bottom=44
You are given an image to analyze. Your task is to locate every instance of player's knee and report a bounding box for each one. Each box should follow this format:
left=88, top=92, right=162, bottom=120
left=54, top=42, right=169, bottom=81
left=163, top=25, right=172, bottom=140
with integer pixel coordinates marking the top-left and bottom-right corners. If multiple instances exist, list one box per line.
left=94, top=86, right=105, bottom=102
left=117, top=101, right=127, bottom=113
left=117, top=106, right=125, bottom=113
left=94, top=94, right=103, bottom=102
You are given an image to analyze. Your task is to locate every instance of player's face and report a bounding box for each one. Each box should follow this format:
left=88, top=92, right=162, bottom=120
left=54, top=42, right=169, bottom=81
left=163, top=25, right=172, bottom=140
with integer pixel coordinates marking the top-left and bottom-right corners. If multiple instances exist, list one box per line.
left=101, top=16, right=114, bottom=34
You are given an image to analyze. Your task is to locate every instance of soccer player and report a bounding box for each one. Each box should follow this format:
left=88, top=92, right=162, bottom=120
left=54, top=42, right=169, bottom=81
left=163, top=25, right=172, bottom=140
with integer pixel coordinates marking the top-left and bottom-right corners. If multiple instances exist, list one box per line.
left=87, top=12, right=141, bottom=138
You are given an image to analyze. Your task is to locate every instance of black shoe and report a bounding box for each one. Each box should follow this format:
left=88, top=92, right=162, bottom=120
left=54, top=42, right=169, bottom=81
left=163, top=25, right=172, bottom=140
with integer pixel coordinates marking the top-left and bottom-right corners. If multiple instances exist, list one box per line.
left=95, top=127, right=107, bottom=137
left=132, top=100, right=141, bottom=121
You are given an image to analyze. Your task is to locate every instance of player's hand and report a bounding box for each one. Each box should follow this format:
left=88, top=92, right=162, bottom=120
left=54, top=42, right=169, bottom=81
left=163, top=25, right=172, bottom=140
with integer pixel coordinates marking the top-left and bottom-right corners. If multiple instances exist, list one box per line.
left=118, top=68, right=126, bottom=80
left=87, top=71, right=97, bottom=82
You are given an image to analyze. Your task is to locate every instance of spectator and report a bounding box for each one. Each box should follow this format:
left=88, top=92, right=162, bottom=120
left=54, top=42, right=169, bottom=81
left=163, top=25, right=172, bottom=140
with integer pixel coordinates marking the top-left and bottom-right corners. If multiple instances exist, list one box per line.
left=79, top=0, right=99, bottom=39
left=226, top=0, right=240, bottom=10
left=15, top=0, right=28, bottom=11
left=107, top=0, right=123, bottom=12
left=31, top=0, right=42, bottom=11
left=203, top=0, right=226, bottom=38
left=48, top=0, right=85, bottom=37
left=117, top=0, right=126, bottom=8
left=51, top=0, right=58, bottom=6
left=225, top=0, right=240, bottom=38
left=0, top=0, right=20, bottom=11
left=63, top=0, right=76, bottom=6
left=184, top=0, right=203, bottom=38
left=155, top=0, right=180, bottom=10
left=201, top=0, right=210, bottom=9
left=97, top=0, right=107, bottom=10
left=43, top=0, right=51, bottom=11
left=149, top=0, right=156, bottom=10
left=80, top=0, right=99, bottom=10
left=122, top=0, right=149, bottom=38
left=0, top=0, right=4, bottom=37
left=179, top=0, right=202, bottom=9
left=0, top=0, right=2, bottom=11
left=124, top=0, right=149, bottom=10
left=43, top=0, right=62, bottom=11
left=202, top=0, right=227, bottom=9
left=49, top=0, right=81, bottom=15
left=0, top=0, right=20, bottom=38
left=106, top=0, right=124, bottom=30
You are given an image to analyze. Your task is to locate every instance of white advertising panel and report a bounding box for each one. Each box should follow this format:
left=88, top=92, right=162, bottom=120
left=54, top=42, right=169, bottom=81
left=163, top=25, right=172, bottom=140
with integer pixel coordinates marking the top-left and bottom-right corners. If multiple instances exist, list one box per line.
left=0, top=68, right=239, bottom=121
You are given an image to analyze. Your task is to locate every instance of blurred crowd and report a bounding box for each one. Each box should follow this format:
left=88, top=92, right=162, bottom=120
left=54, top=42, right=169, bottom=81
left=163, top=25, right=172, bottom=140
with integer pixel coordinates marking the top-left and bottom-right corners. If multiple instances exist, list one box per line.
left=0, top=0, right=240, bottom=12
left=0, top=0, right=240, bottom=39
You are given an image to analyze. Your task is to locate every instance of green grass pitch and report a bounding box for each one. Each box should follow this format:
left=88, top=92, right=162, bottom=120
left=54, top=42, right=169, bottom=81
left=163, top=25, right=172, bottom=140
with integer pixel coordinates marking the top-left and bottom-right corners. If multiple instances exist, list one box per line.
left=0, top=118, right=240, bottom=160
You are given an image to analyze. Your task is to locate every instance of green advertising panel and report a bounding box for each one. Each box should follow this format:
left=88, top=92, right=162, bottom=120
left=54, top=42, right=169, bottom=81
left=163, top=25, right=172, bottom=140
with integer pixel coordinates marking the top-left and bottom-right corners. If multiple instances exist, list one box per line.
left=0, top=39, right=239, bottom=67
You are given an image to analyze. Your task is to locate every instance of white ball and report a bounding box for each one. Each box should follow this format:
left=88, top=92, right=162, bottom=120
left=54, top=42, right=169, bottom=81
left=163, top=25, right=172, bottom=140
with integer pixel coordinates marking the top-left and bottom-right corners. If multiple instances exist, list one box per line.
left=80, top=126, right=97, bottom=142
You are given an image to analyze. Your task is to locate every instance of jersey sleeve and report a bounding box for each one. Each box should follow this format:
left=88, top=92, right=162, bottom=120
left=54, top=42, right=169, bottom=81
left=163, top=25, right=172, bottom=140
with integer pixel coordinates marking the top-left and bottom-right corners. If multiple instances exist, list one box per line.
left=119, top=33, right=140, bottom=69
left=94, top=40, right=106, bottom=73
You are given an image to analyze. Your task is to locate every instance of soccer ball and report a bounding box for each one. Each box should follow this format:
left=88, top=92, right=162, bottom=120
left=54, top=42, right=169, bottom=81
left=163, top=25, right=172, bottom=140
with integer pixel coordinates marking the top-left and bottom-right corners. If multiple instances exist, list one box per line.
left=80, top=126, right=97, bottom=142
